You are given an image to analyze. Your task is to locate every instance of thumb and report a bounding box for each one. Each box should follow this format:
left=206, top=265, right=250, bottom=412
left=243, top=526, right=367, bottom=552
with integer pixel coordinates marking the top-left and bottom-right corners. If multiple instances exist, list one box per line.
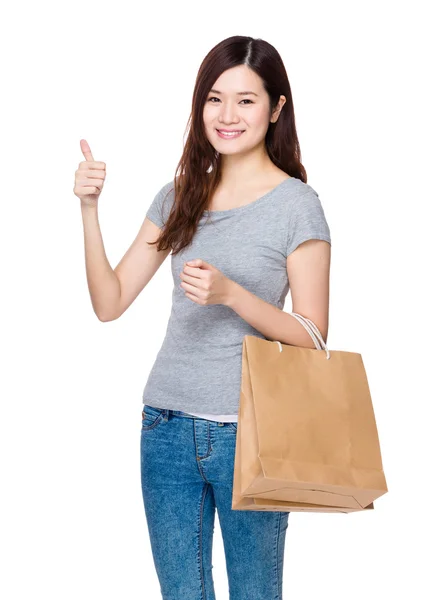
left=80, top=139, right=95, bottom=162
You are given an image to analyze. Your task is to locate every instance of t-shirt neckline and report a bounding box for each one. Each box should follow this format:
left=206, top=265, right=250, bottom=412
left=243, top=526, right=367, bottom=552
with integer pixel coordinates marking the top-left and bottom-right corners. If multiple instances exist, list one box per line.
left=202, top=176, right=295, bottom=216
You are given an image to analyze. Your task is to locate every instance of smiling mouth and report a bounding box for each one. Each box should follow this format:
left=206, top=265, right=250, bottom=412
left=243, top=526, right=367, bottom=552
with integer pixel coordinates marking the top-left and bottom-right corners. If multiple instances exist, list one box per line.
left=216, top=129, right=245, bottom=139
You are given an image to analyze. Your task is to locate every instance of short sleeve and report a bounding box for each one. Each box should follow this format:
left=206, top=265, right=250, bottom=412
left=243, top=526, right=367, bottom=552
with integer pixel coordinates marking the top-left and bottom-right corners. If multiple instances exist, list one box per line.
left=286, top=185, right=332, bottom=257
left=146, top=180, right=175, bottom=230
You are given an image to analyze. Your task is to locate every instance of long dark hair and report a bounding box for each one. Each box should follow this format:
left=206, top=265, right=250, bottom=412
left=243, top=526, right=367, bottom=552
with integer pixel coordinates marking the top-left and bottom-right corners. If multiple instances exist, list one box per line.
left=148, top=35, right=307, bottom=256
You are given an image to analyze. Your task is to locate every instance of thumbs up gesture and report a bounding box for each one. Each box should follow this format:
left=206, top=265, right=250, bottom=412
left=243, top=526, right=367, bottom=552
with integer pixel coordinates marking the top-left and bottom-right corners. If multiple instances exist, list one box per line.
left=73, top=139, right=107, bottom=207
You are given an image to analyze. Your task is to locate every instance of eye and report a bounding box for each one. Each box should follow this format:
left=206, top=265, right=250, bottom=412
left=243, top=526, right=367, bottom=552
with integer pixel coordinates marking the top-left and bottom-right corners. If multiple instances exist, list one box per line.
left=207, top=97, right=253, bottom=105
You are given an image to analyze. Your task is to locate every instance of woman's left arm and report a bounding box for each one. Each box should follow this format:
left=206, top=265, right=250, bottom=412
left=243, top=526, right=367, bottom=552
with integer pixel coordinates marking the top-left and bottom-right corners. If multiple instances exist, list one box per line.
left=225, top=239, right=331, bottom=348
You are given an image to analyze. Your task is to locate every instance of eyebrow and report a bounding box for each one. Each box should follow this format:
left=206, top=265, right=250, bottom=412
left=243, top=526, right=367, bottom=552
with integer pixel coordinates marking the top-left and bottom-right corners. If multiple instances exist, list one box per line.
left=209, top=89, right=259, bottom=97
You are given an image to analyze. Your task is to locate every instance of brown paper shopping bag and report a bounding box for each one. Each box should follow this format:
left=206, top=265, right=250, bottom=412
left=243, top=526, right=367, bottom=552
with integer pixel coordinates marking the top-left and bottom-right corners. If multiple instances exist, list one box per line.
left=231, top=313, right=388, bottom=513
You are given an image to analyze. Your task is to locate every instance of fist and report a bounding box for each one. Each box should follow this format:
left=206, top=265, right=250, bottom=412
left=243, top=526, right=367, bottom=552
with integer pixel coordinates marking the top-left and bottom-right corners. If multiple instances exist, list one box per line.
left=179, top=259, right=233, bottom=306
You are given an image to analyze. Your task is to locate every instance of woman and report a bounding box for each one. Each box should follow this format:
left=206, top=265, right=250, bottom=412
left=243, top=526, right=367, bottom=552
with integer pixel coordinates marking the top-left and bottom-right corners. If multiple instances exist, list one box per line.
left=75, top=35, right=331, bottom=600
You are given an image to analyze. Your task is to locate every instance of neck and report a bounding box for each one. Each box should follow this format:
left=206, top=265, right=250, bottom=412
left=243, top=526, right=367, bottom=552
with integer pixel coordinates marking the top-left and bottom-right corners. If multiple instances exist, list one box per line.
left=218, top=142, right=276, bottom=188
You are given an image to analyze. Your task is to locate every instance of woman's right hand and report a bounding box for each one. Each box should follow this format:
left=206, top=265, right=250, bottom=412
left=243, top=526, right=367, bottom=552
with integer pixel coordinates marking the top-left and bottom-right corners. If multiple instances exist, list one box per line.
left=74, top=139, right=107, bottom=207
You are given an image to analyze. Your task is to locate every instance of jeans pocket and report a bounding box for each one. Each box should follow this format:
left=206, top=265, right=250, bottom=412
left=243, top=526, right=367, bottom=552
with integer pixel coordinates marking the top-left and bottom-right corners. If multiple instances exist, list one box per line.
left=227, top=422, right=238, bottom=431
left=141, top=404, right=164, bottom=431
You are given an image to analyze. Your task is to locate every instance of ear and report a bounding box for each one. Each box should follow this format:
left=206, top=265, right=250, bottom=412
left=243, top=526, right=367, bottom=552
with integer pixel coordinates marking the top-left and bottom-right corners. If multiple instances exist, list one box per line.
left=270, top=95, right=286, bottom=123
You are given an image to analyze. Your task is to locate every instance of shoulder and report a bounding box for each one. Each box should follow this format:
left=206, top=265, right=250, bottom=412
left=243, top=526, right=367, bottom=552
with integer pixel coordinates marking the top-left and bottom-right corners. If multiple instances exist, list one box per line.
left=156, top=178, right=176, bottom=200
left=279, top=177, right=322, bottom=207
left=281, top=179, right=329, bottom=224
left=152, top=178, right=177, bottom=213
left=284, top=179, right=331, bottom=256
left=146, top=178, right=177, bottom=228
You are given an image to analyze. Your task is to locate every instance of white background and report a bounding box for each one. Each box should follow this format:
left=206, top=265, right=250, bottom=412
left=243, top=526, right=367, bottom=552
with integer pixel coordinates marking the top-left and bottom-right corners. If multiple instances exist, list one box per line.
left=1, top=0, right=442, bottom=598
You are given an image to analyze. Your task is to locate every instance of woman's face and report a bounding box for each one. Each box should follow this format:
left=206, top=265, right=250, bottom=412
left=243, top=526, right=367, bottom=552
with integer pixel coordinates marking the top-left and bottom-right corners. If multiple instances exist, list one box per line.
left=203, top=65, right=285, bottom=157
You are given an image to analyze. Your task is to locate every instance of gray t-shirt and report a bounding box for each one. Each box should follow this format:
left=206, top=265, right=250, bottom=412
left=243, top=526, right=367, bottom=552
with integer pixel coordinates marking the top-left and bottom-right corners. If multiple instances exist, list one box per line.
left=142, top=176, right=331, bottom=414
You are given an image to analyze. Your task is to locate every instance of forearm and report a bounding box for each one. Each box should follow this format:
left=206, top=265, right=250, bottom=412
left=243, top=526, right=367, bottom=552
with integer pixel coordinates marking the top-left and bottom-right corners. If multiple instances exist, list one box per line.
left=80, top=204, right=121, bottom=321
left=225, top=281, right=317, bottom=348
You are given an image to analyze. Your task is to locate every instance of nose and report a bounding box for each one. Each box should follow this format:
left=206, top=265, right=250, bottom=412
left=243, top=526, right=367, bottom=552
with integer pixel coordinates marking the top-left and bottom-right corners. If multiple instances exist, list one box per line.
left=218, top=101, right=240, bottom=126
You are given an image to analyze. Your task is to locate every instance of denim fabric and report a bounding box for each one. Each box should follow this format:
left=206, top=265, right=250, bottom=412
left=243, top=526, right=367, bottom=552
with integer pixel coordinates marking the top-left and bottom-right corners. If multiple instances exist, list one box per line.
left=140, top=403, right=290, bottom=600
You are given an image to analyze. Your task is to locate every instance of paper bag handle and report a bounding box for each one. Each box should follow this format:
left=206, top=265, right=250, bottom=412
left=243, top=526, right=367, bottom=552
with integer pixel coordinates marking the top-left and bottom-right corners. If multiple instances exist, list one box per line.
left=273, top=312, right=330, bottom=359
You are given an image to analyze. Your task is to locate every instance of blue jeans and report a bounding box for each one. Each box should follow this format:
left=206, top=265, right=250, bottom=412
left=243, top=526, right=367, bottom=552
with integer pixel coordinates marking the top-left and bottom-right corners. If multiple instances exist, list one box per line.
left=140, top=403, right=290, bottom=600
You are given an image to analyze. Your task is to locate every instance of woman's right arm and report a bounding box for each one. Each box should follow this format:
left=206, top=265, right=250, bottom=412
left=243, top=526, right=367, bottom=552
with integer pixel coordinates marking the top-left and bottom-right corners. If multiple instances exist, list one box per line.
left=81, top=204, right=170, bottom=322
left=75, top=139, right=170, bottom=322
